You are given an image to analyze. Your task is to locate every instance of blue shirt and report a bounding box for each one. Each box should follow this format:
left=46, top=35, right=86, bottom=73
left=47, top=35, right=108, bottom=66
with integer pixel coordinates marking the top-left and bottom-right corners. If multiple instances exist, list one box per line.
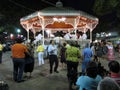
left=48, top=44, right=57, bottom=55
left=82, top=47, right=93, bottom=59
left=76, top=75, right=102, bottom=90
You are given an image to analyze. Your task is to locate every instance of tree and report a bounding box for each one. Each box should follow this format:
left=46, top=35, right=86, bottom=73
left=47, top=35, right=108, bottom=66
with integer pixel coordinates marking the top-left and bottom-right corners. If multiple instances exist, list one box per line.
left=93, top=0, right=119, bottom=16
left=0, top=27, right=4, bottom=34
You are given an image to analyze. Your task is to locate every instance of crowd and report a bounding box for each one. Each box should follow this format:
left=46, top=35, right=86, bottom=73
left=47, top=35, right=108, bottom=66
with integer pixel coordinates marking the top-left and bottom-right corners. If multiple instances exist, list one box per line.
left=0, top=38, right=120, bottom=90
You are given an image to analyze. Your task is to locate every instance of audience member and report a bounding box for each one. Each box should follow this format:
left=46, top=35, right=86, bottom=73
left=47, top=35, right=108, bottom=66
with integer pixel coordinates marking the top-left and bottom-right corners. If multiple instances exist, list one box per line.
left=48, top=40, right=59, bottom=74
left=60, top=42, right=67, bottom=69
left=108, top=61, right=120, bottom=85
left=76, top=61, right=102, bottom=90
left=82, top=43, right=93, bottom=74
left=36, top=42, right=45, bottom=66
left=24, top=42, right=35, bottom=79
left=107, top=42, right=115, bottom=61
left=97, top=77, right=120, bottom=90
left=0, top=41, right=3, bottom=64
left=66, top=41, right=80, bottom=90
left=11, top=38, right=29, bottom=83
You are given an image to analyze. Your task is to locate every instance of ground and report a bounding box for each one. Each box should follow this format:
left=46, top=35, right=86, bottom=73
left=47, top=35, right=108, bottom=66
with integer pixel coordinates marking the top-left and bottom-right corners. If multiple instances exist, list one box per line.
left=0, top=51, right=120, bottom=90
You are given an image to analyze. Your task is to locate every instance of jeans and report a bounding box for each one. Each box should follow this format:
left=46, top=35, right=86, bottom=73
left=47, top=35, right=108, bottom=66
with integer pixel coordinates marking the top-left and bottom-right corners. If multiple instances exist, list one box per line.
left=38, top=52, right=44, bottom=65
left=82, top=58, right=91, bottom=73
left=13, top=58, right=25, bottom=82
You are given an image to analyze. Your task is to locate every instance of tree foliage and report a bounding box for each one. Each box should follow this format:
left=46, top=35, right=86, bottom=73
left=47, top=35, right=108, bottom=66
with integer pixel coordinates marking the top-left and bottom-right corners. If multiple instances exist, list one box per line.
left=93, top=0, right=119, bottom=16
left=93, top=0, right=120, bottom=34
left=116, top=2, right=120, bottom=19
left=0, top=27, right=4, bottom=33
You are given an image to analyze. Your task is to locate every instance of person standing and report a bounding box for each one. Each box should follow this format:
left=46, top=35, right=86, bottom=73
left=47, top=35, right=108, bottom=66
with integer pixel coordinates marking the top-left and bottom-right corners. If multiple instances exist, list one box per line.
left=11, top=38, right=29, bottom=83
left=76, top=61, right=102, bottom=90
left=0, top=41, right=3, bottom=64
left=24, top=42, right=35, bottom=79
left=108, top=61, right=120, bottom=85
left=118, top=44, right=120, bottom=58
left=36, top=42, right=45, bottom=66
left=60, top=42, right=67, bottom=69
left=107, top=42, right=115, bottom=61
left=82, top=43, right=93, bottom=74
left=48, top=40, right=59, bottom=74
left=97, top=77, right=120, bottom=90
left=97, top=61, right=120, bottom=90
left=95, top=42, right=103, bottom=62
left=66, top=41, right=80, bottom=89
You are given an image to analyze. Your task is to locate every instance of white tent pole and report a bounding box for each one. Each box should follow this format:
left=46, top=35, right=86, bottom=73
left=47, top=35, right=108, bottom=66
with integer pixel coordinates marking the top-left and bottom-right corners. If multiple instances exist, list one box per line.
left=33, top=31, right=36, bottom=39
left=26, top=24, right=30, bottom=43
left=74, top=19, right=77, bottom=40
left=42, top=19, right=45, bottom=46
left=90, top=29, right=92, bottom=42
left=38, top=12, right=45, bottom=45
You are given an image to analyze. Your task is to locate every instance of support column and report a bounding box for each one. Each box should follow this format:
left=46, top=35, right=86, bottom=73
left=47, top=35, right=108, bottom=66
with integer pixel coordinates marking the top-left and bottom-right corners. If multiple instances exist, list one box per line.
left=90, top=29, right=92, bottom=42
left=33, top=29, right=36, bottom=39
left=38, top=12, right=45, bottom=45
left=74, top=19, right=77, bottom=40
left=42, top=19, right=45, bottom=45
left=26, top=24, right=30, bottom=43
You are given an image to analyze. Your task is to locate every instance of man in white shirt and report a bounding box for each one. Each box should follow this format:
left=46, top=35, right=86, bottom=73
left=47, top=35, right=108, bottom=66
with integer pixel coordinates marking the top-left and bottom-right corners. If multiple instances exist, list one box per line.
left=48, top=40, right=59, bottom=74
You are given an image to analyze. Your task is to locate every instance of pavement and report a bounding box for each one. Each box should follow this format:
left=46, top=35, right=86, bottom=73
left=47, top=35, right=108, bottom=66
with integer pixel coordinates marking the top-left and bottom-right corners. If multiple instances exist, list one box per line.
left=0, top=51, right=120, bottom=90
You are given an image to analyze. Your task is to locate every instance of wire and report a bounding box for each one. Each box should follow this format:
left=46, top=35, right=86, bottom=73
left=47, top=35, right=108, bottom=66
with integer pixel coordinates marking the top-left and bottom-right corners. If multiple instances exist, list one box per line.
left=41, top=0, right=56, bottom=7
left=8, top=0, right=36, bottom=12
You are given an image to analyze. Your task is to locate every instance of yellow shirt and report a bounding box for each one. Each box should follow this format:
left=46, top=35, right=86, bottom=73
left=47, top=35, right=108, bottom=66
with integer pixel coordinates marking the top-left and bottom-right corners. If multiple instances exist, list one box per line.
left=36, top=45, right=44, bottom=52
left=0, top=44, right=3, bottom=51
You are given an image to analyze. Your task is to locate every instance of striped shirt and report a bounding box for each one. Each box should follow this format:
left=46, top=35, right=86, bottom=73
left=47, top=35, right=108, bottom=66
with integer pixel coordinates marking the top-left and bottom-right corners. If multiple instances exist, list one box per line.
left=110, top=72, right=120, bottom=85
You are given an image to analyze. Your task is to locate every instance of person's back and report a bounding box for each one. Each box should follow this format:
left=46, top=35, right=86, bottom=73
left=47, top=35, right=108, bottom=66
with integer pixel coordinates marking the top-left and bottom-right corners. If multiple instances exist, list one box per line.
left=76, top=61, right=102, bottom=90
left=12, top=43, right=27, bottom=58
left=97, top=77, right=120, bottom=90
left=11, top=38, right=28, bottom=83
left=36, top=45, right=44, bottom=52
left=66, top=45, right=80, bottom=62
left=76, top=75, right=102, bottom=90
left=0, top=43, right=3, bottom=51
left=83, top=47, right=93, bottom=59
left=82, top=43, right=93, bottom=73
left=108, top=61, right=120, bottom=85
left=0, top=41, right=3, bottom=63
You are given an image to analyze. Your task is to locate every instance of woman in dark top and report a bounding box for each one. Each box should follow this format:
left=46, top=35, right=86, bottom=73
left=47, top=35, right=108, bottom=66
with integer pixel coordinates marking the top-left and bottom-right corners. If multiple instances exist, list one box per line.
left=95, top=42, right=103, bottom=62
left=60, top=42, right=67, bottom=69
left=24, top=43, right=35, bottom=79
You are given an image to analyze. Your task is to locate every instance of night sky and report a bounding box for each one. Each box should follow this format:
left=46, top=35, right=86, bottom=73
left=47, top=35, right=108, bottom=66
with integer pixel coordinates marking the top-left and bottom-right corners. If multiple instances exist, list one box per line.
left=0, top=0, right=98, bottom=24
left=1, top=0, right=119, bottom=34
left=7, top=0, right=96, bottom=15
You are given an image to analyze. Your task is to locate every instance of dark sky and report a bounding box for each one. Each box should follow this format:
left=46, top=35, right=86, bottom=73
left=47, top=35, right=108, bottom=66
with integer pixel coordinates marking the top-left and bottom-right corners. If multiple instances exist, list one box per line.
left=0, top=0, right=98, bottom=25
left=1, top=0, right=119, bottom=36
left=7, top=0, right=95, bottom=15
